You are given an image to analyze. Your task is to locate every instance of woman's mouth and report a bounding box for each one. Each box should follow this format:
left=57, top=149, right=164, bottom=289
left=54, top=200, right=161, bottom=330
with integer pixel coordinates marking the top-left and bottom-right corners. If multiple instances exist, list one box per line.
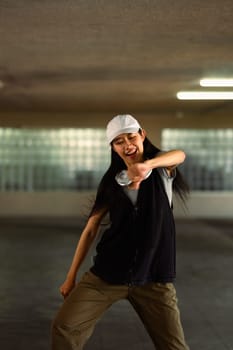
left=125, top=149, right=137, bottom=157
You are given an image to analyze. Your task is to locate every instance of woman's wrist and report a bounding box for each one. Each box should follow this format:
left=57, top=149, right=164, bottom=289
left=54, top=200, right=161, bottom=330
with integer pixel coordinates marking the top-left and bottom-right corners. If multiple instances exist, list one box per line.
left=66, top=271, right=77, bottom=282
left=144, top=158, right=156, bottom=170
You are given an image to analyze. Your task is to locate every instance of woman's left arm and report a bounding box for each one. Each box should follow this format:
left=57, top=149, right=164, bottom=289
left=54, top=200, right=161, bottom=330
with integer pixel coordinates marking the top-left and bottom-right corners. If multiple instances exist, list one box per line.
left=127, top=149, right=186, bottom=182
left=144, top=149, right=186, bottom=176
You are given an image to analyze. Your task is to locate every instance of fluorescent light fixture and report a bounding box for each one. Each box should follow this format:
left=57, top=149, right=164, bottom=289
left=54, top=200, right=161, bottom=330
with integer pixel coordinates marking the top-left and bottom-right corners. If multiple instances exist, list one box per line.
left=200, top=78, right=233, bottom=87
left=176, top=91, right=233, bottom=100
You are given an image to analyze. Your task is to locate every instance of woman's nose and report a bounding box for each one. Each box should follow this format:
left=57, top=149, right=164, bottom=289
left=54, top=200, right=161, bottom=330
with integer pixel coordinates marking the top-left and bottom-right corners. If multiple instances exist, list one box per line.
left=124, top=142, right=132, bottom=150
left=125, top=138, right=132, bottom=146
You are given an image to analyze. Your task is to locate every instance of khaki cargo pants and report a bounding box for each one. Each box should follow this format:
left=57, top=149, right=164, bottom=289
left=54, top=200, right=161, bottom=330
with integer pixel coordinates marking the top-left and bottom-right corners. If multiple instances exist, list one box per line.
left=51, top=271, right=189, bottom=350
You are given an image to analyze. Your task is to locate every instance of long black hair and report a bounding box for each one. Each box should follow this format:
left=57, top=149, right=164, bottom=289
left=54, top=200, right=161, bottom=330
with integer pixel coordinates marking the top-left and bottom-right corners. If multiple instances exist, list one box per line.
left=89, top=134, right=189, bottom=216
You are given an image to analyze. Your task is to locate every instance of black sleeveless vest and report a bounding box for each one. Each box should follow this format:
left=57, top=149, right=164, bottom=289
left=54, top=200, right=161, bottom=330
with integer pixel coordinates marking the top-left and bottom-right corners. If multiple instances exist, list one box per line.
left=91, top=169, right=176, bottom=285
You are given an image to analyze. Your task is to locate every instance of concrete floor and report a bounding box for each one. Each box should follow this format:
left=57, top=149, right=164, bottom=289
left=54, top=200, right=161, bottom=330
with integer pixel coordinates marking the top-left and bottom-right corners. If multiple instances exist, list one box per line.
left=0, top=217, right=232, bottom=350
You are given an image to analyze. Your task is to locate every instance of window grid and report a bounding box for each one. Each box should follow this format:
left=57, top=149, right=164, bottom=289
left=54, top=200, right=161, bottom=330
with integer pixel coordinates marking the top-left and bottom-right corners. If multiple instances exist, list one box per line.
left=161, top=129, right=233, bottom=191
left=0, top=128, right=110, bottom=191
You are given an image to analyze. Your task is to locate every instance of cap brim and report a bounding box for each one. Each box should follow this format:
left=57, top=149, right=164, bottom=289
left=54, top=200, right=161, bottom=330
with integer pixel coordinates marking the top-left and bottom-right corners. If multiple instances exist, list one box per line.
left=109, top=127, right=140, bottom=143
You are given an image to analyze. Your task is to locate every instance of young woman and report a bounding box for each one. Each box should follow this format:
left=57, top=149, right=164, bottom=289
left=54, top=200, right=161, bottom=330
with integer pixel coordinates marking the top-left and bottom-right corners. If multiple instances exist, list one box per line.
left=51, top=114, right=190, bottom=350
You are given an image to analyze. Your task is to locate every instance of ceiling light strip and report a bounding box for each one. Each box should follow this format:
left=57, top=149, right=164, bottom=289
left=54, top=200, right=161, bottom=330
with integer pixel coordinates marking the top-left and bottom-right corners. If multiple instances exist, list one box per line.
left=200, top=79, right=233, bottom=87
left=177, top=91, right=233, bottom=100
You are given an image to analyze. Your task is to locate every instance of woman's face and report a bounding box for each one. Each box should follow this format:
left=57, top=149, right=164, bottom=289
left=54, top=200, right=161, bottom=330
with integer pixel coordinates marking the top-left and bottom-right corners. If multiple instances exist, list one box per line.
left=112, top=130, right=146, bottom=166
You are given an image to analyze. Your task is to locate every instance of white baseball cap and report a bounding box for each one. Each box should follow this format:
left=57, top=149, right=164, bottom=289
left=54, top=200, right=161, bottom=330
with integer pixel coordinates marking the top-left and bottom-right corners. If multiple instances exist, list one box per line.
left=106, top=114, right=141, bottom=144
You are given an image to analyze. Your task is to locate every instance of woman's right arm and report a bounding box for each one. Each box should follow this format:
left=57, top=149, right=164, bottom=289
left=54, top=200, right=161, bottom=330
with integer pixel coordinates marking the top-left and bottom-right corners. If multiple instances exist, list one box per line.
left=60, top=208, right=107, bottom=298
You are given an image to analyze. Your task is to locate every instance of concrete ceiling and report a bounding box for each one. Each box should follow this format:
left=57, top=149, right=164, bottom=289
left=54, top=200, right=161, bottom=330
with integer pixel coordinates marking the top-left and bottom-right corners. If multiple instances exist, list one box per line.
left=0, top=0, right=233, bottom=116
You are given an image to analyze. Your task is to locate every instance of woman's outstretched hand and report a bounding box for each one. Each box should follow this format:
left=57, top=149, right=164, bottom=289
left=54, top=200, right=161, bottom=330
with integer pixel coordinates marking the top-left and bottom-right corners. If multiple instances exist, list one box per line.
left=59, top=278, right=76, bottom=299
